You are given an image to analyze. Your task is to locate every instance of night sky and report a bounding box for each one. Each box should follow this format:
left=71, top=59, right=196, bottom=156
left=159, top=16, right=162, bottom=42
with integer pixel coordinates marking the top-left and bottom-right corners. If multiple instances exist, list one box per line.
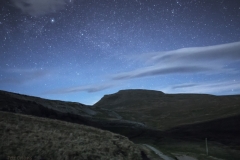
left=1, top=0, right=240, bottom=105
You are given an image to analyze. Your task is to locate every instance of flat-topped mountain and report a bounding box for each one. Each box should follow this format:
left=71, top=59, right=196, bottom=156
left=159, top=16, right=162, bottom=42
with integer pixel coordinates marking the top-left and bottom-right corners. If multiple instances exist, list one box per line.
left=94, top=89, right=165, bottom=109
left=94, top=89, right=240, bottom=130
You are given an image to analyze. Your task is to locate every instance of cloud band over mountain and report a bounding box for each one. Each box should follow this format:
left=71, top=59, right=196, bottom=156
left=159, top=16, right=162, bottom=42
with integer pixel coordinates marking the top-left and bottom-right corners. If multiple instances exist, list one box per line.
left=111, top=41, right=240, bottom=80
left=166, top=81, right=240, bottom=95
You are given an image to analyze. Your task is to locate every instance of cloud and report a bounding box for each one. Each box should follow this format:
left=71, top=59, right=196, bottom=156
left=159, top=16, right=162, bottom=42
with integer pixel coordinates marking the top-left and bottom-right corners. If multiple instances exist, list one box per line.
left=0, top=68, right=50, bottom=84
left=147, top=41, right=240, bottom=64
left=111, top=41, right=240, bottom=80
left=112, top=65, right=215, bottom=80
left=46, top=82, right=119, bottom=94
left=163, top=81, right=240, bottom=95
left=172, top=83, right=198, bottom=89
left=11, top=0, right=68, bottom=16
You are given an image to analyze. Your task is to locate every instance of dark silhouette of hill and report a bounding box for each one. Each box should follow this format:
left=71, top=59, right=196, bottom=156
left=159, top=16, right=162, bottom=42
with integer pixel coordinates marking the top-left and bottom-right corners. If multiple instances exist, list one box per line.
left=0, top=90, right=147, bottom=138
left=94, top=89, right=240, bottom=130
left=1, top=89, right=240, bottom=158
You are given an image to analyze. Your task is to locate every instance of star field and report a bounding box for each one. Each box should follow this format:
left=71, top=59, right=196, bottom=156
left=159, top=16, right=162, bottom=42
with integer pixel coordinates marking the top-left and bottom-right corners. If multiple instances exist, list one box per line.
left=0, top=0, right=240, bottom=104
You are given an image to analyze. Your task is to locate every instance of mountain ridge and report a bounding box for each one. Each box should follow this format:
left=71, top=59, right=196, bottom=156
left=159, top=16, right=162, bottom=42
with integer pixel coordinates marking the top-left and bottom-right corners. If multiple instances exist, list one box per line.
left=93, top=89, right=240, bottom=130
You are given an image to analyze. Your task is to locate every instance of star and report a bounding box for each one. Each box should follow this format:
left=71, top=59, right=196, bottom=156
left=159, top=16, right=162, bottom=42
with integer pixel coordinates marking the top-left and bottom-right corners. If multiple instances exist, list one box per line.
left=51, top=18, right=55, bottom=23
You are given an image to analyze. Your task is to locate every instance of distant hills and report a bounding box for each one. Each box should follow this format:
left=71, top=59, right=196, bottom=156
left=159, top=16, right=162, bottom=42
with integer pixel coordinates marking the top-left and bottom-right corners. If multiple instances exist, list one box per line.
left=1, top=89, right=240, bottom=159
left=0, top=90, right=148, bottom=140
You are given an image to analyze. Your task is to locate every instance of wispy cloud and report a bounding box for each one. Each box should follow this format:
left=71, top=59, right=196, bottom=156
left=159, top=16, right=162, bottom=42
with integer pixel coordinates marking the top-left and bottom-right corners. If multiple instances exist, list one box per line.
left=111, top=41, right=240, bottom=80
left=172, top=83, right=198, bottom=89
left=11, top=0, right=69, bottom=16
left=112, top=65, right=216, bottom=80
left=163, top=80, right=240, bottom=95
left=0, top=68, right=50, bottom=84
left=46, top=81, right=119, bottom=94
left=147, top=41, right=240, bottom=64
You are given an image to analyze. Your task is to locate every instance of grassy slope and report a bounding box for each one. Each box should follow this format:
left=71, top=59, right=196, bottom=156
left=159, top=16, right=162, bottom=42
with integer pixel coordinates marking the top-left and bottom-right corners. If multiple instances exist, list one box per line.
left=0, top=90, right=147, bottom=127
left=0, top=111, right=143, bottom=160
left=94, top=89, right=240, bottom=130
left=0, top=90, right=97, bottom=117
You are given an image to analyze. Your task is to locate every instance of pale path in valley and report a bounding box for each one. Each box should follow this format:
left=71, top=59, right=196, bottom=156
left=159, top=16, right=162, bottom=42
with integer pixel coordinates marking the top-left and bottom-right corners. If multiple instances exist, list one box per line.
left=143, top=144, right=198, bottom=160
left=143, top=144, right=175, bottom=160
left=175, top=155, right=197, bottom=160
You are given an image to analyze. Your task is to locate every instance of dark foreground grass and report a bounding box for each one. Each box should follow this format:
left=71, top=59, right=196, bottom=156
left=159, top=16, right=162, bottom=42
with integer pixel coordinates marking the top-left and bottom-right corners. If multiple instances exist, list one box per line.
left=0, top=111, right=142, bottom=160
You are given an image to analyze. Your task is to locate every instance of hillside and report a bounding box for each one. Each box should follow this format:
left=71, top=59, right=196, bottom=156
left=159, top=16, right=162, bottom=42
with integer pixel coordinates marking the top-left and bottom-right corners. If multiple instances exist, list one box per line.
left=1, top=89, right=240, bottom=159
left=0, top=111, right=143, bottom=160
left=94, top=89, right=240, bottom=130
left=0, top=90, right=145, bottom=130
left=3, top=89, right=240, bottom=132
